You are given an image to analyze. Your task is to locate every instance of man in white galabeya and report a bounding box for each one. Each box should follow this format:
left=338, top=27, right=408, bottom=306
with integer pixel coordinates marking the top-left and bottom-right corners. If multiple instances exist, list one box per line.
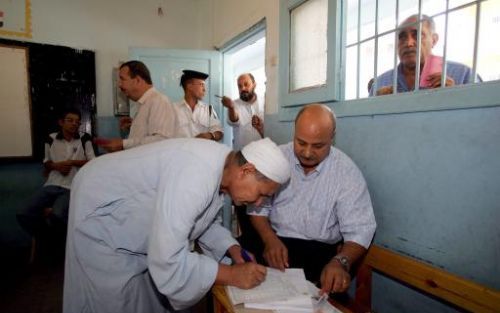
left=63, top=137, right=290, bottom=313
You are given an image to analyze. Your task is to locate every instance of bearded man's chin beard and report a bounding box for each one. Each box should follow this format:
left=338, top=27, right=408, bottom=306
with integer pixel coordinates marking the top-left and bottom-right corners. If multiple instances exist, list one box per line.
left=240, top=91, right=255, bottom=102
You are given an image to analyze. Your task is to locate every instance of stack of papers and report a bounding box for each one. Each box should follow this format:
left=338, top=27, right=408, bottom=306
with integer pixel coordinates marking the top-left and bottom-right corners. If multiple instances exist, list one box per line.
left=225, top=268, right=344, bottom=313
left=225, top=268, right=312, bottom=312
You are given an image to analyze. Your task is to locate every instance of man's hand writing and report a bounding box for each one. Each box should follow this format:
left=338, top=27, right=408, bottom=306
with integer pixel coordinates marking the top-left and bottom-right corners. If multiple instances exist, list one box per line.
left=230, top=263, right=267, bottom=289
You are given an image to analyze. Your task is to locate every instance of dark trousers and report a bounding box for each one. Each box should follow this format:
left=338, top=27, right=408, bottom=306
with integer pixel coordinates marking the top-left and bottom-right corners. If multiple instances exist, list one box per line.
left=235, top=205, right=268, bottom=264
left=237, top=216, right=340, bottom=283
left=278, top=237, right=340, bottom=283
left=17, top=185, right=69, bottom=237
left=16, top=185, right=70, bottom=263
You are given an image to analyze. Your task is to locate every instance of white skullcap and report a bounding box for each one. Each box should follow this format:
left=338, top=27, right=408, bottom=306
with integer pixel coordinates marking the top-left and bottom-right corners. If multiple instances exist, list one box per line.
left=241, top=138, right=290, bottom=184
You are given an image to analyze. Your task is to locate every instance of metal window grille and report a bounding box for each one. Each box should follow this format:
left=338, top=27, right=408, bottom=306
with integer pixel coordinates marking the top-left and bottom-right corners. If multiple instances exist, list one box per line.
left=344, top=0, right=490, bottom=100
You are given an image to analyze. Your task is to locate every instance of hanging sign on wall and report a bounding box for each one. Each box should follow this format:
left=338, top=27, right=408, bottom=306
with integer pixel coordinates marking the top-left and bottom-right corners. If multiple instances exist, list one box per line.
left=0, top=0, right=32, bottom=38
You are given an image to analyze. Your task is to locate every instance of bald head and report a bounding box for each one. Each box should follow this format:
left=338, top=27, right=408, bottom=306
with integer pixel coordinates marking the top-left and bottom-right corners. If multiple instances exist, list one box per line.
left=295, top=104, right=336, bottom=138
left=294, top=104, right=336, bottom=173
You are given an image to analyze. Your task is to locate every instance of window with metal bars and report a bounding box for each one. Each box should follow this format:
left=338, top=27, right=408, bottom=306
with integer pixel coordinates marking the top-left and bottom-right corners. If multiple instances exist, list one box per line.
left=278, top=0, right=500, bottom=119
left=344, top=0, right=499, bottom=100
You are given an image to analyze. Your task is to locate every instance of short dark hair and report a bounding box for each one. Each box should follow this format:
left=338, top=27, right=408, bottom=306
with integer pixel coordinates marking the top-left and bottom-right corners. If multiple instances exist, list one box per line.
left=120, top=60, right=153, bottom=85
left=60, top=108, right=81, bottom=120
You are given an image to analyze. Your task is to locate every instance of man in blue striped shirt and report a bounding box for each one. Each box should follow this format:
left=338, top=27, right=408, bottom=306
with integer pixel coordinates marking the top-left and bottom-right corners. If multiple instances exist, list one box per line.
left=370, top=14, right=480, bottom=96
left=246, top=104, right=376, bottom=294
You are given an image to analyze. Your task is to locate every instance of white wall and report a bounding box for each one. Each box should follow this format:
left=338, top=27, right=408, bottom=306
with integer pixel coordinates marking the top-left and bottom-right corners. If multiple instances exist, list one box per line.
left=1, top=0, right=214, bottom=116
left=1, top=0, right=279, bottom=116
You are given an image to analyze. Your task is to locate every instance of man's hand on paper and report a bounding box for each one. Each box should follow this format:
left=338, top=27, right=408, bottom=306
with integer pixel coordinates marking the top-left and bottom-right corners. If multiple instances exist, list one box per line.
left=319, top=260, right=351, bottom=294
left=230, top=263, right=267, bottom=289
left=263, top=236, right=289, bottom=271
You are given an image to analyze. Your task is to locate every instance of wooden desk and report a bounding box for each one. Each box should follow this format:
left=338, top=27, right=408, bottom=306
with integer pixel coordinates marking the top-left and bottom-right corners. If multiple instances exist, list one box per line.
left=213, top=245, right=500, bottom=313
left=212, top=285, right=353, bottom=313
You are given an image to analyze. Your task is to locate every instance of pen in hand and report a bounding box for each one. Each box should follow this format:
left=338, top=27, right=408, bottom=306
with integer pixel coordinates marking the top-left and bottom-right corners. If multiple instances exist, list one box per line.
left=240, top=249, right=253, bottom=262
left=214, top=94, right=223, bottom=98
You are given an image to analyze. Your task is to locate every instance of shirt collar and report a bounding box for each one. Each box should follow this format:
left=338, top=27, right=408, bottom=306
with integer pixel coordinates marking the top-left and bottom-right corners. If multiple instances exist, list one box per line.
left=137, top=87, right=156, bottom=105
left=292, top=147, right=332, bottom=175
left=182, top=99, right=201, bottom=111
left=56, top=131, right=80, bottom=140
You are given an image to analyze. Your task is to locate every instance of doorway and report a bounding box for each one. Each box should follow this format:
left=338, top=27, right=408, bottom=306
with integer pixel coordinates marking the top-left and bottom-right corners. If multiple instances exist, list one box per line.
left=219, top=21, right=266, bottom=235
left=221, top=21, right=266, bottom=148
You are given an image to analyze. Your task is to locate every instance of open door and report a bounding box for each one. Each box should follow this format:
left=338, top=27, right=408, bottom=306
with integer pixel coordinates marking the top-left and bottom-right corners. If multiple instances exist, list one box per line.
left=129, top=47, right=223, bottom=136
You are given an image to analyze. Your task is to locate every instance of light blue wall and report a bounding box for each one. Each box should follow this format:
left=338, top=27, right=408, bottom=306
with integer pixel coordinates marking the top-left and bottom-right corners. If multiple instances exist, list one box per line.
left=0, top=116, right=120, bottom=250
left=0, top=163, right=45, bottom=248
left=265, top=104, right=500, bottom=311
left=96, top=116, right=122, bottom=139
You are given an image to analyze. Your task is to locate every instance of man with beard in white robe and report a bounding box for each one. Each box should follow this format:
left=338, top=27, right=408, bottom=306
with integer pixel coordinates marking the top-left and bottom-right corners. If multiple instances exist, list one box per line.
left=63, top=137, right=290, bottom=313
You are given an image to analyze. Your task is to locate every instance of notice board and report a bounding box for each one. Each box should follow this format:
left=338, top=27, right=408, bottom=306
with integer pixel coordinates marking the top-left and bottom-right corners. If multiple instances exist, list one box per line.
left=0, top=45, right=32, bottom=158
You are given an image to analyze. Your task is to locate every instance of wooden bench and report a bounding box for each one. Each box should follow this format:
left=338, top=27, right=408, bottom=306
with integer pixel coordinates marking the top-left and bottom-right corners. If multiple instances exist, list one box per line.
left=351, top=245, right=500, bottom=313
left=213, top=245, right=500, bottom=313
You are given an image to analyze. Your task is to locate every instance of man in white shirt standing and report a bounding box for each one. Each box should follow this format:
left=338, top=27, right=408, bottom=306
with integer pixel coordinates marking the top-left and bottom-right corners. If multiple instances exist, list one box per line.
left=220, top=73, right=265, bottom=242
left=97, top=60, right=176, bottom=152
left=174, top=70, right=223, bottom=141
left=221, top=73, right=263, bottom=150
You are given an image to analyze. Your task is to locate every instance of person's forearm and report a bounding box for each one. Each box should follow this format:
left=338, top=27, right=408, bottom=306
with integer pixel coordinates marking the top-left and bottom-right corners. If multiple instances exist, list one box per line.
left=44, top=161, right=54, bottom=171
left=335, top=241, right=367, bottom=267
left=215, top=263, right=234, bottom=285
left=256, top=126, right=264, bottom=138
left=71, top=160, right=89, bottom=167
left=250, top=215, right=277, bottom=244
left=227, top=106, right=239, bottom=123
left=124, top=133, right=167, bottom=149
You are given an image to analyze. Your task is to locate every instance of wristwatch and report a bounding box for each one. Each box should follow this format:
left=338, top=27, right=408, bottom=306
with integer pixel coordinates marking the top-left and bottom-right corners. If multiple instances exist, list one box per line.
left=333, top=255, right=350, bottom=272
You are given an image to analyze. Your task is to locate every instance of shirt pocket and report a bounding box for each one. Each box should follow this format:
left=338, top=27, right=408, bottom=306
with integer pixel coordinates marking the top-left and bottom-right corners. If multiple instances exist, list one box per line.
left=304, top=204, right=335, bottom=239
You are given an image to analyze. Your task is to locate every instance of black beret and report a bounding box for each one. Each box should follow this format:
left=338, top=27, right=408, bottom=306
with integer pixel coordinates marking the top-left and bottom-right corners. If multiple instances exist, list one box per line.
left=180, top=69, right=209, bottom=87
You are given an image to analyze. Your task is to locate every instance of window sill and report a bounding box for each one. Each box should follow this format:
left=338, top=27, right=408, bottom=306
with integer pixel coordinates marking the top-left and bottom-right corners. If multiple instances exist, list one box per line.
left=279, top=80, right=500, bottom=121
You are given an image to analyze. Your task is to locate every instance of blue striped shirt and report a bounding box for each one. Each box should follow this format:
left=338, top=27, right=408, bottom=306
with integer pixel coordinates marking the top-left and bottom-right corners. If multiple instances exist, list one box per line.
left=369, top=61, right=480, bottom=96
left=248, top=143, right=376, bottom=248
